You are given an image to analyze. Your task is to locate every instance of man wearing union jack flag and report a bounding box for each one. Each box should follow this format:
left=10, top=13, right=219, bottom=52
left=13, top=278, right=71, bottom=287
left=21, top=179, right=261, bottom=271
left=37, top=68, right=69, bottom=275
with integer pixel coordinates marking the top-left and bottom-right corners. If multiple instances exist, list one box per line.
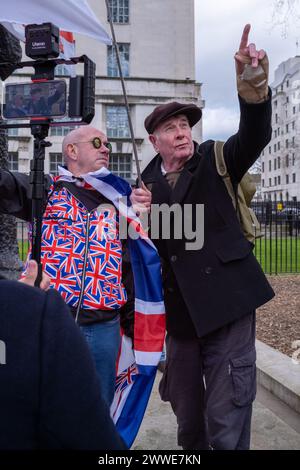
left=0, top=125, right=151, bottom=409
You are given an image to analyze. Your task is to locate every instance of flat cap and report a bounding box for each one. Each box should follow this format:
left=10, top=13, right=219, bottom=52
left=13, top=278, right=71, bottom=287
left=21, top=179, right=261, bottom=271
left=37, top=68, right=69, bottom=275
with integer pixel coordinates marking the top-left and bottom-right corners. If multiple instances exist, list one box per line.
left=144, top=101, right=202, bottom=134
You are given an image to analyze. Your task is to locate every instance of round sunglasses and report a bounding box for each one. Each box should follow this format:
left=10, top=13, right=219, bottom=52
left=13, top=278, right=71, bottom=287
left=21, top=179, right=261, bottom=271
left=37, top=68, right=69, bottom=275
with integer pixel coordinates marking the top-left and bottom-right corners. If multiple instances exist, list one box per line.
left=73, top=137, right=112, bottom=152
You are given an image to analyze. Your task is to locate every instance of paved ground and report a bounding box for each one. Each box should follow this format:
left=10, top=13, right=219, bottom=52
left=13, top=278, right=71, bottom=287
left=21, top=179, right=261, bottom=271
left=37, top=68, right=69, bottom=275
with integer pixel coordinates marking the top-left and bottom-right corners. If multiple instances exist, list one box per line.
left=133, top=373, right=300, bottom=450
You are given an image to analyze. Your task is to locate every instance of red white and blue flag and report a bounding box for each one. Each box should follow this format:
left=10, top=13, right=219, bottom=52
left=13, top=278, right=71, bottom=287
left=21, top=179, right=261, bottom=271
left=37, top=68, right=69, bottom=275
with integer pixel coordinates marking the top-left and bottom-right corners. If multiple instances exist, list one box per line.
left=63, top=167, right=166, bottom=448
left=58, top=30, right=76, bottom=77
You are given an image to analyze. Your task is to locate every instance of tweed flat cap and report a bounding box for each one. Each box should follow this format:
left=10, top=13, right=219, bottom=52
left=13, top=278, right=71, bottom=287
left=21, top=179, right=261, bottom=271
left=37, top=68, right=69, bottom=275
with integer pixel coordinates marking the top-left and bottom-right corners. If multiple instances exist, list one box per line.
left=144, top=101, right=202, bottom=134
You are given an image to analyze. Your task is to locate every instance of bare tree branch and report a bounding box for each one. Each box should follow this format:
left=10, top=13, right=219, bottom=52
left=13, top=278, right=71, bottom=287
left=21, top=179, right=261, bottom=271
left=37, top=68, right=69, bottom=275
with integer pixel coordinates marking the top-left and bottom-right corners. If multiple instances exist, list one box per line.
left=271, top=0, right=300, bottom=37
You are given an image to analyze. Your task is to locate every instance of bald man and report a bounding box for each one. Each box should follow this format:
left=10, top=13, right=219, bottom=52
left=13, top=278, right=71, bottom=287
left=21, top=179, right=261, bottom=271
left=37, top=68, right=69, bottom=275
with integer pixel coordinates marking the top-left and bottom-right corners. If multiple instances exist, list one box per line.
left=0, top=125, right=150, bottom=406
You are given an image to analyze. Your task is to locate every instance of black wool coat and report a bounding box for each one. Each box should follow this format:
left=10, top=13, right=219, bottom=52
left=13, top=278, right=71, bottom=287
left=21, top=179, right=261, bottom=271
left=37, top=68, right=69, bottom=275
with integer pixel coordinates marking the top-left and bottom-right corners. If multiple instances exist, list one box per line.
left=142, top=93, right=275, bottom=338
left=0, top=277, right=126, bottom=450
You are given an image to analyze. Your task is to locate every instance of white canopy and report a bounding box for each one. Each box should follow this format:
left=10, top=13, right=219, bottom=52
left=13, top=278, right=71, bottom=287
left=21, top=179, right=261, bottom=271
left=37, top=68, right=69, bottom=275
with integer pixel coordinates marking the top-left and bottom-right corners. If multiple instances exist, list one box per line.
left=0, top=0, right=111, bottom=44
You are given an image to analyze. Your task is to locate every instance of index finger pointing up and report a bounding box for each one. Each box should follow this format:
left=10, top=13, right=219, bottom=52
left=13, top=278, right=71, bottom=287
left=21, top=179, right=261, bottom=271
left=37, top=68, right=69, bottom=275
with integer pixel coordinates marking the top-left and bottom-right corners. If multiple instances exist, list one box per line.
left=239, top=24, right=251, bottom=50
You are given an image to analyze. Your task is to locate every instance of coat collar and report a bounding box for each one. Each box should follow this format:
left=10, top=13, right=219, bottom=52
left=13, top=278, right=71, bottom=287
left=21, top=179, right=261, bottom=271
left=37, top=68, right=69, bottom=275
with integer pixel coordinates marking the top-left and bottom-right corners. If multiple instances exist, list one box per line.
left=142, top=142, right=201, bottom=204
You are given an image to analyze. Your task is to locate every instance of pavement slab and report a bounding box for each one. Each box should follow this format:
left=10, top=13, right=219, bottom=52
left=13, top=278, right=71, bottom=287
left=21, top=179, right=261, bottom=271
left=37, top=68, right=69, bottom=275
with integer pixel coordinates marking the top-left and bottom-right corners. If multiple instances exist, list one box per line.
left=133, top=374, right=300, bottom=451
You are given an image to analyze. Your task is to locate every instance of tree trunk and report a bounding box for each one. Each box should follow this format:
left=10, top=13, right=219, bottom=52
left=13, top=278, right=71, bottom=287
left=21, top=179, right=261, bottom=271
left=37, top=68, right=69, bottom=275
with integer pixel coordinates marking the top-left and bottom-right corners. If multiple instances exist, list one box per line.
left=0, top=25, right=23, bottom=279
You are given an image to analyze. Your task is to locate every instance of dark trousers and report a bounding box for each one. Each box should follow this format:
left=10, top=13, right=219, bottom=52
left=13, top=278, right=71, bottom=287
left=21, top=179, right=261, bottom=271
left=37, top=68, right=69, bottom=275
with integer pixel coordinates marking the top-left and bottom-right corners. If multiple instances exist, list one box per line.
left=159, top=312, right=256, bottom=450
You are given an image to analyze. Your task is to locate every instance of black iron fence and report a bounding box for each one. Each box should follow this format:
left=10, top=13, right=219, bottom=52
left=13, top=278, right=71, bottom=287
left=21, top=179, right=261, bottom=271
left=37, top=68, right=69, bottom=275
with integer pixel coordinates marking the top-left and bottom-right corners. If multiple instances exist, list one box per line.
left=251, top=201, right=300, bottom=274
left=16, top=201, right=300, bottom=275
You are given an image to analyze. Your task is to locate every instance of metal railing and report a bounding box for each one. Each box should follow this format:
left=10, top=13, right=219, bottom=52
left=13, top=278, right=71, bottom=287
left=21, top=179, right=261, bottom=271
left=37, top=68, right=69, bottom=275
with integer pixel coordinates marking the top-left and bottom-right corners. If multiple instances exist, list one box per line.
left=251, top=201, right=300, bottom=274
left=16, top=202, right=300, bottom=274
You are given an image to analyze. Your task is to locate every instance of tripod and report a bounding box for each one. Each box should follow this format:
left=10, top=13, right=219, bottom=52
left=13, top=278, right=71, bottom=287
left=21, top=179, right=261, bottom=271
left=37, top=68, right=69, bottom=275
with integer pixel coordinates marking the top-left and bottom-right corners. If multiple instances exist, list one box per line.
left=29, top=123, right=51, bottom=287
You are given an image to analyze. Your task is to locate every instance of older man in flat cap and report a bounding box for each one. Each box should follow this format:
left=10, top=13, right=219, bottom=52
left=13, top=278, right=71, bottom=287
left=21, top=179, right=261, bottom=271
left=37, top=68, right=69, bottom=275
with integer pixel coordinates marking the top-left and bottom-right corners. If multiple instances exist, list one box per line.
left=141, top=24, right=274, bottom=450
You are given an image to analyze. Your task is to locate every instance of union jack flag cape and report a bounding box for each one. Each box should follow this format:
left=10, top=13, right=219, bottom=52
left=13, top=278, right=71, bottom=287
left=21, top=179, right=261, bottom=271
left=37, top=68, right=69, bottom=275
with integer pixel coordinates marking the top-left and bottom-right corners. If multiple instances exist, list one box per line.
left=70, top=167, right=166, bottom=448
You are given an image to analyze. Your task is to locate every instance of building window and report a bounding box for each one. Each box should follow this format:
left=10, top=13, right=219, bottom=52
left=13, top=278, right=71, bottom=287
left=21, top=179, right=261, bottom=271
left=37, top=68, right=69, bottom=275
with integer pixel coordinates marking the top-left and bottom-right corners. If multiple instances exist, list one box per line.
left=292, top=136, right=295, bottom=146
left=278, top=156, right=281, bottom=169
left=274, top=159, right=277, bottom=171
left=268, top=146, right=271, bottom=154
left=274, top=130, right=277, bottom=138
left=107, top=43, right=130, bottom=77
left=275, top=113, right=278, bottom=123
left=106, top=105, right=130, bottom=138
left=278, top=175, right=281, bottom=185
left=55, top=64, right=69, bottom=76
left=269, top=178, right=272, bottom=187
left=108, top=0, right=129, bottom=23
left=50, top=126, right=73, bottom=137
left=7, top=121, right=19, bottom=137
left=286, top=80, right=289, bottom=87
left=7, top=127, right=19, bottom=137
left=7, top=152, right=18, bottom=172
left=292, top=153, right=295, bottom=166
left=262, top=162, right=264, bottom=172
left=277, top=141, right=280, bottom=150
left=49, top=153, right=63, bottom=175
left=285, top=139, right=289, bottom=148
left=292, top=121, right=295, bottom=130
left=286, top=123, right=289, bottom=133
left=286, top=96, right=289, bottom=103
left=262, top=179, right=264, bottom=187
left=293, top=106, right=296, bottom=114
left=269, top=160, right=271, bottom=171
left=109, top=153, right=132, bottom=179
left=286, top=154, right=289, bottom=167
left=286, top=174, right=289, bottom=184
left=274, top=176, right=277, bottom=186
left=292, top=173, right=296, bottom=183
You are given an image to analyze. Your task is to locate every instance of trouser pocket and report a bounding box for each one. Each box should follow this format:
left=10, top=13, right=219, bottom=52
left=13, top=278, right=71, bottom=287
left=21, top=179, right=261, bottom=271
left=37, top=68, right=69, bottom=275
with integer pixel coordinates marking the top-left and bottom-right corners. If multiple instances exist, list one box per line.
left=159, top=358, right=170, bottom=401
left=230, top=347, right=256, bottom=407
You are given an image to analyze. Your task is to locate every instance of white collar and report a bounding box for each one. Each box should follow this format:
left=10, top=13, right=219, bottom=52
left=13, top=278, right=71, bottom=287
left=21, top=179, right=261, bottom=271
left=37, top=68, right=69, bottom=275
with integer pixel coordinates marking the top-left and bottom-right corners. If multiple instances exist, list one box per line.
left=160, top=154, right=193, bottom=175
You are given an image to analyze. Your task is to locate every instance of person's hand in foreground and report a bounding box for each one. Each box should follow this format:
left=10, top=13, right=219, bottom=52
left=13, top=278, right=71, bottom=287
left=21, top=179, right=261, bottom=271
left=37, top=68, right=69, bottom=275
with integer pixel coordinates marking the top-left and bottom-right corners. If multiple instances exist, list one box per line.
left=20, top=259, right=50, bottom=290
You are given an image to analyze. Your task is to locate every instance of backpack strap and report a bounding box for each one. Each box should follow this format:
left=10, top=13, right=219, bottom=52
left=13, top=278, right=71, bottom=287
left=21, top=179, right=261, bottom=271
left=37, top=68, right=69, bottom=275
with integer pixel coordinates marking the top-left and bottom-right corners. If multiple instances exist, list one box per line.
left=214, top=141, right=237, bottom=211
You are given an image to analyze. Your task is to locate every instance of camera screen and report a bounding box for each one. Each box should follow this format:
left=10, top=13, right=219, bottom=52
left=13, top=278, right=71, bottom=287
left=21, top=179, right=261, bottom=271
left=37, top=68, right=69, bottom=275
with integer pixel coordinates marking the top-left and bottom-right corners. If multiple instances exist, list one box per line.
left=2, top=80, right=67, bottom=120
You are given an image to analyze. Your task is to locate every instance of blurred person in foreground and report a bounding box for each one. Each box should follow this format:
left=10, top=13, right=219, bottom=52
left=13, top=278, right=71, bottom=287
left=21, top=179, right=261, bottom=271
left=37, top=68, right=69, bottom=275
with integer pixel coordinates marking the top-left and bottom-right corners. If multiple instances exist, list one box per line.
left=0, top=260, right=126, bottom=450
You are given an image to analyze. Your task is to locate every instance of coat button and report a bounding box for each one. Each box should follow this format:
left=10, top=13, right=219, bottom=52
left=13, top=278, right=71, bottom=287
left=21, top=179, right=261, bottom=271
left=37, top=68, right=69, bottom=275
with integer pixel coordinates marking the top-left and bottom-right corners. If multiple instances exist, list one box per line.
left=205, top=266, right=213, bottom=274
left=170, top=255, right=177, bottom=262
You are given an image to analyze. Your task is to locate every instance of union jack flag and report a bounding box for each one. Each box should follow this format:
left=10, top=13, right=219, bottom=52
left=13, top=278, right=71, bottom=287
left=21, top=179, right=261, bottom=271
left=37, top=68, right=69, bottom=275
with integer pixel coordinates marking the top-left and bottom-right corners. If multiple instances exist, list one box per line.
left=115, top=363, right=138, bottom=395
left=75, top=167, right=166, bottom=448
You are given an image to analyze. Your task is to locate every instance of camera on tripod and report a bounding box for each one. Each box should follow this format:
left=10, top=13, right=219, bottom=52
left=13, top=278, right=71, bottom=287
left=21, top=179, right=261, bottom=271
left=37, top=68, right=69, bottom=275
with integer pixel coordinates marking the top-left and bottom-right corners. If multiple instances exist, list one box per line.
left=0, top=22, right=97, bottom=284
left=0, top=22, right=95, bottom=127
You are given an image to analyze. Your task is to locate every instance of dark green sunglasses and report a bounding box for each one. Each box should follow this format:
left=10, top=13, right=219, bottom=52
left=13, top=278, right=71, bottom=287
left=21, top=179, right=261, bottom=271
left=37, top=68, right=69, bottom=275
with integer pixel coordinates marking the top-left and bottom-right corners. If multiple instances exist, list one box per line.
left=73, top=137, right=112, bottom=152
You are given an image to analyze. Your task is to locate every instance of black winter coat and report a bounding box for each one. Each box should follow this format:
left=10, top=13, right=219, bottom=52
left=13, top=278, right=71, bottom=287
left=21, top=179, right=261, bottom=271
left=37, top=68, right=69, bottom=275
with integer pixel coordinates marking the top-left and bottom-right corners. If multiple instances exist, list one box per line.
left=0, top=277, right=126, bottom=449
left=142, top=93, right=275, bottom=338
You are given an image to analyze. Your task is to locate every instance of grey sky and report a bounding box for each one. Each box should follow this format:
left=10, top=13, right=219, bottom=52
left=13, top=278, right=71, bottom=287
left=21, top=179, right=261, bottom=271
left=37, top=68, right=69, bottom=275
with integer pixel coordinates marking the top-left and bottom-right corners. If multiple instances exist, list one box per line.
left=195, top=0, right=300, bottom=140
